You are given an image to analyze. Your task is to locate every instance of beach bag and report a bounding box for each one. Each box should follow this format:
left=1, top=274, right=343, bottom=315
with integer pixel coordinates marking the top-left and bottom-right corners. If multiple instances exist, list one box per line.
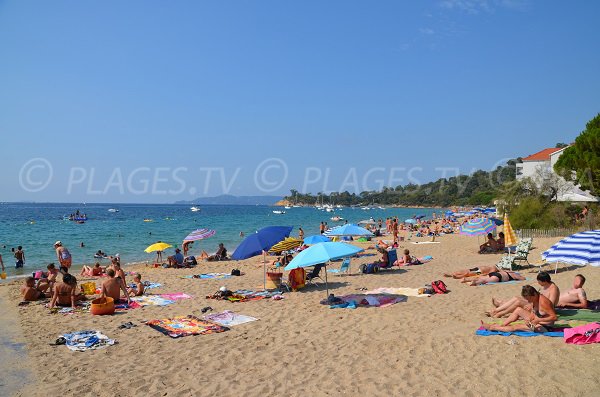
left=431, top=280, right=448, bottom=294
left=231, top=269, right=241, bottom=276
left=360, top=263, right=379, bottom=274
left=564, top=323, right=600, bottom=345
left=81, top=282, right=97, bottom=295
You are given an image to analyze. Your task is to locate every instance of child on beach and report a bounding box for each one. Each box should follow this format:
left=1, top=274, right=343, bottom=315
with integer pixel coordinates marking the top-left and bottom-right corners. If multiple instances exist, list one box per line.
left=20, top=276, right=49, bottom=301
left=127, top=273, right=145, bottom=296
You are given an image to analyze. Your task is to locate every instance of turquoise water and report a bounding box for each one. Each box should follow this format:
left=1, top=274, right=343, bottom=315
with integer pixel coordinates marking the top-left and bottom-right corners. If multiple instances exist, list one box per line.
left=0, top=203, right=443, bottom=278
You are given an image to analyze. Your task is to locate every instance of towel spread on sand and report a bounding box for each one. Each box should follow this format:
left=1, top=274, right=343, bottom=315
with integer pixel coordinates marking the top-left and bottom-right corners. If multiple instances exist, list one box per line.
left=60, top=330, right=116, bottom=351
left=128, top=282, right=162, bottom=290
left=203, top=310, right=258, bottom=327
left=327, top=294, right=407, bottom=308
left=160, top=293, right=193, bottom=300
left=556, top=309, right=600, bottom=322
left=182, top=273, right=232, bottom=280
left=366, top=287, right=430, bottom=297
left=146, top=315, right=229, bottom=338
left=478, top=278, right=528, bottom=286
left=131, top=296, right=176, bottom=307
left=475, top=327, right=564, bottom=338
left=411, top=241, right=440, bottom=244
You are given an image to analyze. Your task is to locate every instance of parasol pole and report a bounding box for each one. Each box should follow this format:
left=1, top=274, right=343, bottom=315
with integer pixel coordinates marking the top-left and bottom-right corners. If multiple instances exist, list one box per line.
left=325, top=261, right=329, bottom=297
left=263, top=250, right=266, bottom=291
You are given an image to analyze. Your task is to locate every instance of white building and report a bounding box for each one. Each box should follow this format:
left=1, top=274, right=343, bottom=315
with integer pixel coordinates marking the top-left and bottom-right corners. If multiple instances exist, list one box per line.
left=516, top=147, right=598, bottom=202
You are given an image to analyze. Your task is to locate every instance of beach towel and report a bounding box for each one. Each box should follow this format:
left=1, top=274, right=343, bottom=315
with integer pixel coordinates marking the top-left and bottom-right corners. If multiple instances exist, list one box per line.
left=564, top=323, right=600, bottom=345
left=411, top=241, right=440, bottom=244
left=365, top=287, right=430, bottom=297
left=131, top=296, right=176, bottom=307
left=327, top=294, right=407, bottom=308
left=203, top=310, right=258, bottom=327
left=475, top=327, right=564, bottom=338
left=478, top=277, right=528, bottom=286
left=160, top=293, right=193, bottom=300
left=128, top=282, right=162, bottom=290
left=115, top=301, right=142, bottom=310
left=182, top=273, right=232, bottom=280
left=396, top=256, right=433, bottom=266
left=146, top=315, right=228, bottom=338
left=556, top=309, right=600, bottom=322
left=60, top=330, right=116, bottom=351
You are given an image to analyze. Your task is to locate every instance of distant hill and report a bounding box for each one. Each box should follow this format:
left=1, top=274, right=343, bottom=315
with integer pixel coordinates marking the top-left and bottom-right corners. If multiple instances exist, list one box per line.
left=175, top=195, right=282, bottom=206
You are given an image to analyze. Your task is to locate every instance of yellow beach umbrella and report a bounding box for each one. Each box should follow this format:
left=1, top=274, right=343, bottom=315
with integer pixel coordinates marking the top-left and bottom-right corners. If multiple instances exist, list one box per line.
left=268, top=237, right=303, bottom=253
left=503, top=213, right=517, bottom=247
left=144, top=242, right=172, bottom=253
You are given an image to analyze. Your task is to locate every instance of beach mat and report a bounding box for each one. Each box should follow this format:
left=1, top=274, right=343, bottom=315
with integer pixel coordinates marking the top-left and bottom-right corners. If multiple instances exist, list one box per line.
left=60, top=330, right=116, bottom=351
left=325, top=294, right=407, bottom=308
left=160, top=293, right=192, bottom=301
left=556, top=309, right=600, bottom=322
left=128, top=282, right=162, bottom=290
left=365, top=287, right=430, bottom=297
left=411, top=241, right=440, bottom=244
left=478, top=277, right=528, bottom=286
left=203, top=310, right=258, bottom=327
left=182, top=273, right=232, bottom=280
left=475, top=327, right=563, bottom=338
left=146, top=315, right=229, bottom=338
left=131, top=296, right=176, bottom=307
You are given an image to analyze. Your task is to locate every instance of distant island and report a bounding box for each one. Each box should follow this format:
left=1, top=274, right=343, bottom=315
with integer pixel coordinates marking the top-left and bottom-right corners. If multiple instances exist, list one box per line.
left=175, top=194, right=283, bottom=206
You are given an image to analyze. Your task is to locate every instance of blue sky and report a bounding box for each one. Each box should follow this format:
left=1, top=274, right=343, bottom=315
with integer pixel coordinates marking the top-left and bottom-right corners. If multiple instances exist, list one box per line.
left=1, top=0, right=599, bottom=203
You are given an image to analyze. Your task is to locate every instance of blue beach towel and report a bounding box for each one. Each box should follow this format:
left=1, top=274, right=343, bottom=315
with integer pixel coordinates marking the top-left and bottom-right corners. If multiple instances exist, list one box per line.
left=475, top=328, right=563, bottom=337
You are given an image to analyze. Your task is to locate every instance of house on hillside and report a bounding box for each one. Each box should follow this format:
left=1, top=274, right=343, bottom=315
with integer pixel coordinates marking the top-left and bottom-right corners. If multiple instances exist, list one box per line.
left=516, top=147, right=598, bottom=202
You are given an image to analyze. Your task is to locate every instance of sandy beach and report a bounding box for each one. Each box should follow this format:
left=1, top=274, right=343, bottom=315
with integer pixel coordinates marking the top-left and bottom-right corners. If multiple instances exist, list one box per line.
left=2, top=234, right=599, bottom=397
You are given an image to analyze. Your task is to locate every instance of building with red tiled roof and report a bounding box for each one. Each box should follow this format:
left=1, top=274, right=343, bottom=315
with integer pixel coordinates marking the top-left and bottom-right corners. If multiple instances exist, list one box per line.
left=521, top=147, right=564, bottom=162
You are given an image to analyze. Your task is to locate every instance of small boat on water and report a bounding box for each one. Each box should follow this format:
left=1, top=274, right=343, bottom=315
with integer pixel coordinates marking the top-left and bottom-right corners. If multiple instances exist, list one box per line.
left=272, top=210, right=286, bottom=215
left=284, top=206, right=292, bottom=209
left=108, top=208, right=119, bottom=213
left=143, top=219, right=153, bottom=222
left=190, top=206, right=201, bottom=212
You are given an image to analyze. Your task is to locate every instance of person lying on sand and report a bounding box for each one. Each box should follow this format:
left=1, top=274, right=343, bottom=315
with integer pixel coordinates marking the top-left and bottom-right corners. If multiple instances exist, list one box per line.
left=20, top=276, right=49, bottom=301
left=80, top=263, right=105, bottom=277
left=481, top=285, right=557, bottom=332
left=556, top=274, right=588, bottom=309
left=50, top=273, right=85, bottom=309
left=127, top=273, right=145, bottom=297
left=465, top=270, right=525, bottom=286
left=487, top=272, right=559, bottom=317
left=101, top=269, right=130, bottom=304
left=444, top=264, right=498, bottom=279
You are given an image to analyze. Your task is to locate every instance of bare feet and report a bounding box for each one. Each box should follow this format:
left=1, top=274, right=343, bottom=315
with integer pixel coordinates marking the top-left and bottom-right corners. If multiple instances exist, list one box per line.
left=492, top=297, right=500, bottom=307
left=480, top=320, right=492, bottom=330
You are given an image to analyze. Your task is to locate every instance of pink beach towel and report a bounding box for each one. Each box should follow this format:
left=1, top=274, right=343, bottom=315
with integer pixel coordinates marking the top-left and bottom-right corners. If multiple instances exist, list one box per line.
left=160, top=293, right=193, bottom=300
left=564, top=322, right=600, bottom=345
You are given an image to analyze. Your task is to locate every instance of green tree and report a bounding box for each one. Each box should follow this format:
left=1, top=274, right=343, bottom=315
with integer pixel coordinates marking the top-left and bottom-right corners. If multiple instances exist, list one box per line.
left=554, top=113, right=600, bottom=196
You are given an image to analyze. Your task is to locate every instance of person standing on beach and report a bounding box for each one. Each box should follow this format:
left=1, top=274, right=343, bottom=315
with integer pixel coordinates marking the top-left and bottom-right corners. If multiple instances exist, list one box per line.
left=54, top=241, right=72, bottom=270
left=14, top=246, right=25, bottom=268
left=0, top=253, right=5, bottom=272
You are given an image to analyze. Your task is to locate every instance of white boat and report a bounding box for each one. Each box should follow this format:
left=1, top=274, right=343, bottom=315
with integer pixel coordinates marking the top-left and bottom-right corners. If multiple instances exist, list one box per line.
left=361, top=207, right=371, bottom=210
left=107, top=208, right=119, bottom=213
left=331, top=216, right=344, bottom=221
left=378, top=206, right=386, bottom=210
left=325, top=208, right=334, bottom=212
left=284, top=206, right=292, bottom=209
left=190, top=206, right=201, bottom=212
left=293, top=205, right=302, bottom=208
left=272, top=210, right=286, bottom=215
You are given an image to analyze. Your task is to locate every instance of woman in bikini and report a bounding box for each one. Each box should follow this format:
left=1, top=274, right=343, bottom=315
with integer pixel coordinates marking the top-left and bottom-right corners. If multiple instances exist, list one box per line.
left=49, top=273, right=84, bottom=309
left=467, top=270, right=525, bottom=286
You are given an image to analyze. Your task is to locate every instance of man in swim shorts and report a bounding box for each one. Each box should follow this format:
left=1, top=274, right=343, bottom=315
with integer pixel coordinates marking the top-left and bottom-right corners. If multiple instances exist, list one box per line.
left=556, top=274, right=588, bottom=309
left=101, top=269, right=130, bottom=304
left=14, top=246, right=25, bottom=268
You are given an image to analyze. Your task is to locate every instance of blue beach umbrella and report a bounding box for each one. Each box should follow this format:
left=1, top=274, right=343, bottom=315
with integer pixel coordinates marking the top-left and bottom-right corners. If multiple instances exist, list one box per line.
left=542, top=230, right=600, bottom=271
left=325, top=224, right=373, bottom=237
left=232, top=226, right=293, bottom=289
left=304, top=235, right=331, bottom=245
left=415, top=214, right=426, bottom=219
left=284, top=242, right=364, bottom=296
left=404, top=219, right=417, bottom=224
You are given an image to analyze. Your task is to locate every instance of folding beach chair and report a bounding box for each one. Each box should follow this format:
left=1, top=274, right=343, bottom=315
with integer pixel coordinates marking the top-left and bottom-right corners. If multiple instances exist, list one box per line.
left=496, top=254, right=518, bottom=271
left=327, top=258, right=351, bottom=276
left=306, top=264, right=325, bottom=285
left=512, top=238, right=533, bottom=266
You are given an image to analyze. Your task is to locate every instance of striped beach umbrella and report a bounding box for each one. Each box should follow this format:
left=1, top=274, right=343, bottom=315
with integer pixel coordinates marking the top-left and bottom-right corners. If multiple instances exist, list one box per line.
left=542, top=230, right=600, bottom=267
left=503, top=213, right=518, bottom=247
left=268, top=237, right=303, bottom=253
left=459, top=218, right=496, bottom=236
left=183, top=228, right=216, bottom=242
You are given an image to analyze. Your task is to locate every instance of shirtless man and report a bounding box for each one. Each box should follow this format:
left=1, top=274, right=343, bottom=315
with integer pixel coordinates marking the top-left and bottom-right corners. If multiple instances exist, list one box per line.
left=444, top=264, right=499, bottom=279
left=481, top=285, right=558, bottom=332
left=487, top=271, right=559, bottom=317
left=556, top=274, right=588, bottom=309
left=20, top=277, right=49, bottom=301
left=101, top=269, right=130, bottom=304
left=14, top=246, right=25, bottom=268
left=54, top=241, right=72, bottom=270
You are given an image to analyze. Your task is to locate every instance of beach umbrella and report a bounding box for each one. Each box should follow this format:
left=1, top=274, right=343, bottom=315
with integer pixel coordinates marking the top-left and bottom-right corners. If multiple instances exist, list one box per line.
left=415, top=214, right=426, bottom=219
left=303, top=235, right=331, bottom=245
left=490, top=218, right=504, bottom=226
left=183, top=228, right=216, bottom=242
left=144, top=242, right=172, bottom=253
left=268, top=237, right=303, bottom=253
left=542, top=230, right=600, bottom=270
left=325, top=224, right=373, bottom=237
left=404, top=219, right=417, bottom=224
left=503, top=213, right=518, bottom=249
left=284, top=242, right=364, bottom=296
left=232, top=226, right=293, bottom=289
left=459, top=218, right=496, bottom=236
left=358, top=219, right=377, bottom=225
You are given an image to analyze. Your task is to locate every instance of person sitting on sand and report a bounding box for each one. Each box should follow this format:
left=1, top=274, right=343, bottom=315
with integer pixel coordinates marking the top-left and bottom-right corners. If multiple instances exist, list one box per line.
left=112, top=261, right=127, bottom=286
left=481, top=285, right=557, bottom=333
left=556, top=274, right=588, bottom=309
left=80, top=263, right=105, bottom=277
left=395, top=249, right=422, bottom=266
left=101, top=269, right=130, bottom=304
left=167, top=248, right=184, bottom=267
left=495, top=232, right=505, bottom=251
left=443, top=264, right=499, bottom=279
left=466, top=270, right=525, bottom=286
left=54, top=241, right=72, bottom=269
left=479, top=233, right=500, bottom=253
left=374, top=247, right=389, bottom=267
left=20, top=276, right=49, bottom=301
left=206, top=243, right=228, bottom=261
left=127, top=273, right=145, bottom=296
left=49, top=273, right=85, bottom=309
left=487, top=271, right=559, bottom=318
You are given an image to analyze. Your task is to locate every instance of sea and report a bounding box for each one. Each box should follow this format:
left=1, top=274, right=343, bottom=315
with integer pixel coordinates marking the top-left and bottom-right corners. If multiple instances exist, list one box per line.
left=0, top=203, right=443, bottom=279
